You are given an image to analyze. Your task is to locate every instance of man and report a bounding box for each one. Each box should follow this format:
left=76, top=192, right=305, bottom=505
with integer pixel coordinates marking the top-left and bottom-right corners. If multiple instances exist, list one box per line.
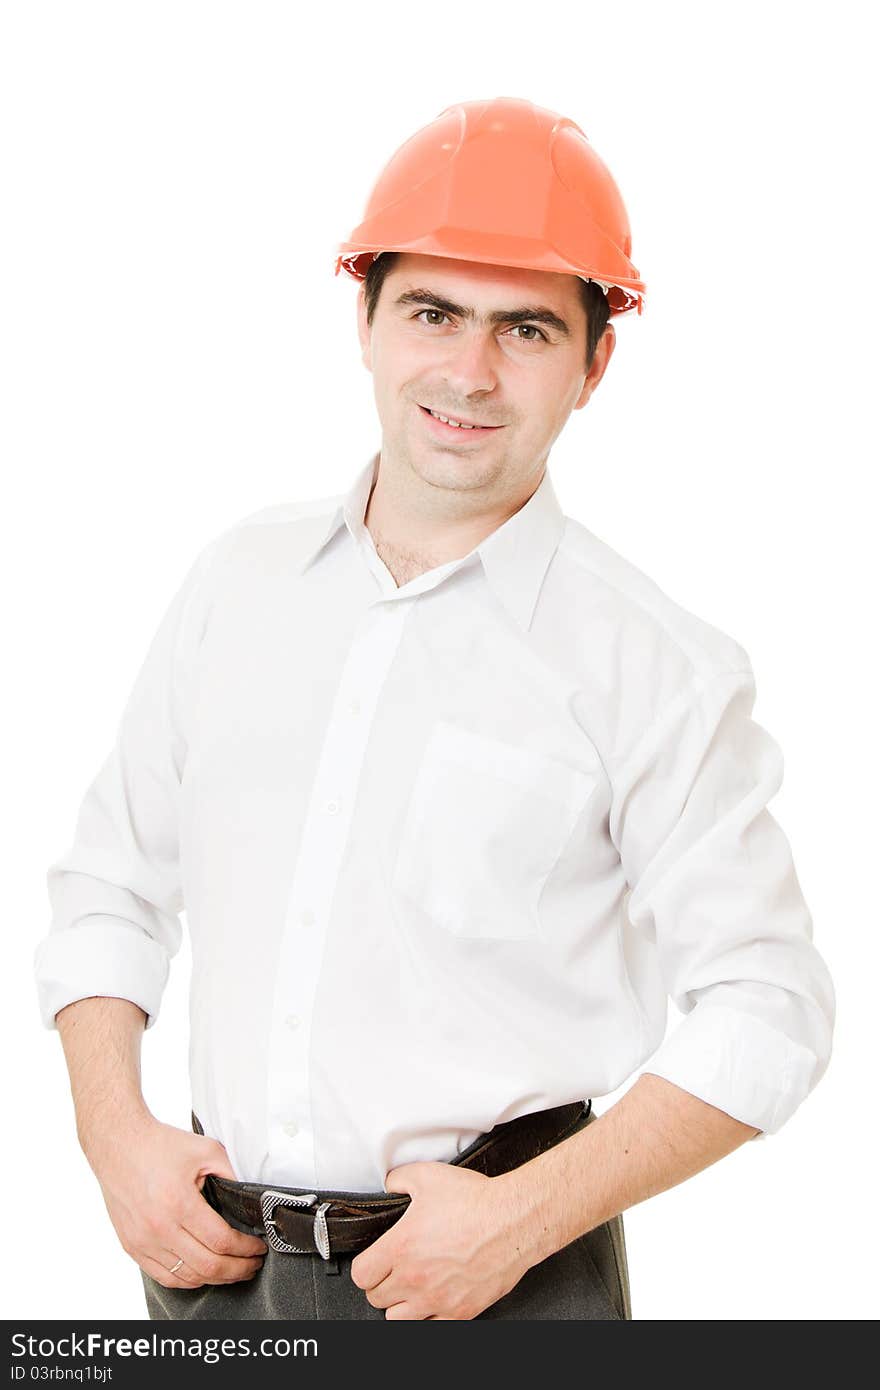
left=35, top=96, right=835, bottom=1322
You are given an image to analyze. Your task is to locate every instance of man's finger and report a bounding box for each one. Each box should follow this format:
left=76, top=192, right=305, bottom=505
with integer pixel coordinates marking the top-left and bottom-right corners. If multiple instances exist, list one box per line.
left=161, top=1223, right=265, bottom=1284
left=351, top=1241, right=394, bottom=1289
left=139, top=1250, right=204, bottom=1290
left=362, top=1271, right=400, bottom=1308
left=193, top=1138, right=239, bottom=1185
left=384, top=1302, right=423, bottom=1320
left=183, top=1189, right=269, bottom=1258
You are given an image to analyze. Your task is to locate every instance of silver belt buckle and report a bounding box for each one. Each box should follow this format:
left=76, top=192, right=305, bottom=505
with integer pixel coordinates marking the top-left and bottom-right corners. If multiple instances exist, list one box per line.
left=260, top=1189, right=333, bottom=1259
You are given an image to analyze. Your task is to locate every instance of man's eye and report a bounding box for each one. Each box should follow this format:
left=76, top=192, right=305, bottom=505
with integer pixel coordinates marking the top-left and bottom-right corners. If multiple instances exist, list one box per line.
left=510, top=324, right=547, bottom=343
left=414, top=310, right=547, bottom=343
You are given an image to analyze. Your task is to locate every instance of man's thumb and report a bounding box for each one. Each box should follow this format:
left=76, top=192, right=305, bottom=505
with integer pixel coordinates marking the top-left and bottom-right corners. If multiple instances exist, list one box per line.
left=194, top=1137, right=237, bottom=1185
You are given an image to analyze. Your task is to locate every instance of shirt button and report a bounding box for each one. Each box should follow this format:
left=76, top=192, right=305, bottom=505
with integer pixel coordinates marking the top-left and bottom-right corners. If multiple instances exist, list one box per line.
left=283, top=1120, right=299, bottom=1138
left=326, top=798, right=340, bottom=815
left=285, top=1013, right=300, bottom=1030
left=301, top=908, right=315, bottom=926
left=349, top=699, right=361, bottom=715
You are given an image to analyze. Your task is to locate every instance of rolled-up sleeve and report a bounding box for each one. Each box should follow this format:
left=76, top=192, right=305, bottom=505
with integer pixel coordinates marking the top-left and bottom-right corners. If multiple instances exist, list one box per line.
left=34, top=530, right=230, bottom=1031
left=610, top=663, right=835, bottom=1137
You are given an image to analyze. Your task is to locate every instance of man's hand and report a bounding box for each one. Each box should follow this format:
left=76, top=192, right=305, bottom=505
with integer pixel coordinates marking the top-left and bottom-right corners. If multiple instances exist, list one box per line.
left=54, top=998, right=267, bottom=1290
left=349, top=1161, right=529, bottom=1320
left=85, top=1111, right=268, bottom=1290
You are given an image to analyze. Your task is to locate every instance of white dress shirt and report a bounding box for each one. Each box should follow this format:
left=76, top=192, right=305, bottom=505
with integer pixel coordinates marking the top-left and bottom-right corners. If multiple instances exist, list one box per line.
left=35, top=451, right=835, bottom=1191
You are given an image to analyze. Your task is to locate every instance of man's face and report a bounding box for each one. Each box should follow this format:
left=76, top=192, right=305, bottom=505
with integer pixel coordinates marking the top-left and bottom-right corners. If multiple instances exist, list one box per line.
left=357, top=253, right=615, bottom=508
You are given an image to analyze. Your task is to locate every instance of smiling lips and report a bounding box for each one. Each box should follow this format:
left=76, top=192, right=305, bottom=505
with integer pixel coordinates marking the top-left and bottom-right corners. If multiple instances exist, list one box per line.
left=419, top=404, right=503, bottom=430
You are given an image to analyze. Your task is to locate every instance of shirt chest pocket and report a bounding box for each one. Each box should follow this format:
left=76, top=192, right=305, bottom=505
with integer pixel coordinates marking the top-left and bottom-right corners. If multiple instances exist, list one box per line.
left=391, top=720, right=598, bottom=941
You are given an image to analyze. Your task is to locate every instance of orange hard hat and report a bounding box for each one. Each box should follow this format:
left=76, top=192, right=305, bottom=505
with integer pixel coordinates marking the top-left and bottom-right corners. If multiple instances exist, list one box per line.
left=334, top=95, right=645, bottom=317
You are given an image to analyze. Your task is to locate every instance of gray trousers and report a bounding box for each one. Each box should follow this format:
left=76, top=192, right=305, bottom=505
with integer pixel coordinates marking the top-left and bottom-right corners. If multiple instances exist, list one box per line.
left=141, top=1106, right=632, bottom=1321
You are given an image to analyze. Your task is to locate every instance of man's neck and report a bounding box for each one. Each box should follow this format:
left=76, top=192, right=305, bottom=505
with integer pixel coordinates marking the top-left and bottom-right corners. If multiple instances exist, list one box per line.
left=362, top=452, right=537, bottom=586
left=368, top=531, right=445, bottom=589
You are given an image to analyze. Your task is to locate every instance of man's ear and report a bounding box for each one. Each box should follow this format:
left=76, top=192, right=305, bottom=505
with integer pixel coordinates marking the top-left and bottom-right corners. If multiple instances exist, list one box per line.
left=357, top=284, right=372, bottom=371
left=574, top=321, right=616, bottom=411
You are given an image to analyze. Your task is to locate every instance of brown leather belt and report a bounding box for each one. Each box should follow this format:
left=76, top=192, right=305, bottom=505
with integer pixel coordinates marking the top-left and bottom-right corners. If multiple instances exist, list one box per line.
left=194, top=1099, right=592, bottom=1262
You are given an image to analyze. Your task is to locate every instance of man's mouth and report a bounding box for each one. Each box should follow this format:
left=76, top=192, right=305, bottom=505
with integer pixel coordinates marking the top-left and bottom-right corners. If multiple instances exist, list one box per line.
left=418, top=404, right=504, bottom=433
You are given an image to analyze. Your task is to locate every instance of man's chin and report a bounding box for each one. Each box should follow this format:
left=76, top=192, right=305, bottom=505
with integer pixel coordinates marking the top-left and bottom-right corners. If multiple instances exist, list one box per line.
left=405, top=446, right=501, bottom=493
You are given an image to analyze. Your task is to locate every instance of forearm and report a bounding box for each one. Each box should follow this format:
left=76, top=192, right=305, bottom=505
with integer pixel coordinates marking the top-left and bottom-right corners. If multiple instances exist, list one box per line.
left=497, top=1072, right=761, bottom=1268
left=55, top=996, right=152, bottom=1167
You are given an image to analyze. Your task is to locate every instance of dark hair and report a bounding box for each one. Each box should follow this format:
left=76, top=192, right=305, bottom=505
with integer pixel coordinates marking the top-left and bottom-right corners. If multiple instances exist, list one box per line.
left=362, top=251, right=611, bottom=371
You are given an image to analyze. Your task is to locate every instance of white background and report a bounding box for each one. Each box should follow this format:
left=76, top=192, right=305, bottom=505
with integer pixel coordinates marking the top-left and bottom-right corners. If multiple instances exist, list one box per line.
left=3, top=0, right=876, bottom=1321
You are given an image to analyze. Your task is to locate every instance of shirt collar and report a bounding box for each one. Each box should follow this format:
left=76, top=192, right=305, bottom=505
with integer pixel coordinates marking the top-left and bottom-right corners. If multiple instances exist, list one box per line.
left=296, top=451, right=566, bottom=631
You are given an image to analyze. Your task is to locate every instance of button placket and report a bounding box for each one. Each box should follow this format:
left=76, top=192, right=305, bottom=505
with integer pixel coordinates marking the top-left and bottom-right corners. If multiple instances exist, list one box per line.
left=265, top=599, right=413, bottom=1180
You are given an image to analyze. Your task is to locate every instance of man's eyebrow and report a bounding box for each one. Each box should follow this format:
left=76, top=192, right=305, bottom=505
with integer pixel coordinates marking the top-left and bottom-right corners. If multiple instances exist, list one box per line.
left=392, top=288, right=572, bottom=339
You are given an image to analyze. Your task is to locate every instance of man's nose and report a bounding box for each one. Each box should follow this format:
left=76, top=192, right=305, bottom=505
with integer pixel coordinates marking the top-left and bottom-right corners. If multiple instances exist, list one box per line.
left=439, top=331, right=500, bottom=398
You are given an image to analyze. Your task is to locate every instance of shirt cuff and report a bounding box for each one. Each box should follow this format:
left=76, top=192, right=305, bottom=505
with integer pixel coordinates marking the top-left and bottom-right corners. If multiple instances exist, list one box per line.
left=639, top=1001, right=820, bottom=1138
left=33, top=916, right=170, bottom=1031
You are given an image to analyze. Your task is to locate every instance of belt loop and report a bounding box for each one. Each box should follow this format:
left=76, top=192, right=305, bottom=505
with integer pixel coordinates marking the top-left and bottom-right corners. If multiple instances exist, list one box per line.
left=323, top=1254, right=342, bottom=1275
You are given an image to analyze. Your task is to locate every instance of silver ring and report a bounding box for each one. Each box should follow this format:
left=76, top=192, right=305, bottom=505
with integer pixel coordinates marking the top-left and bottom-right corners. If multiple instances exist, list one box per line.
left=168, top=1256, right=184, bottom=1274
